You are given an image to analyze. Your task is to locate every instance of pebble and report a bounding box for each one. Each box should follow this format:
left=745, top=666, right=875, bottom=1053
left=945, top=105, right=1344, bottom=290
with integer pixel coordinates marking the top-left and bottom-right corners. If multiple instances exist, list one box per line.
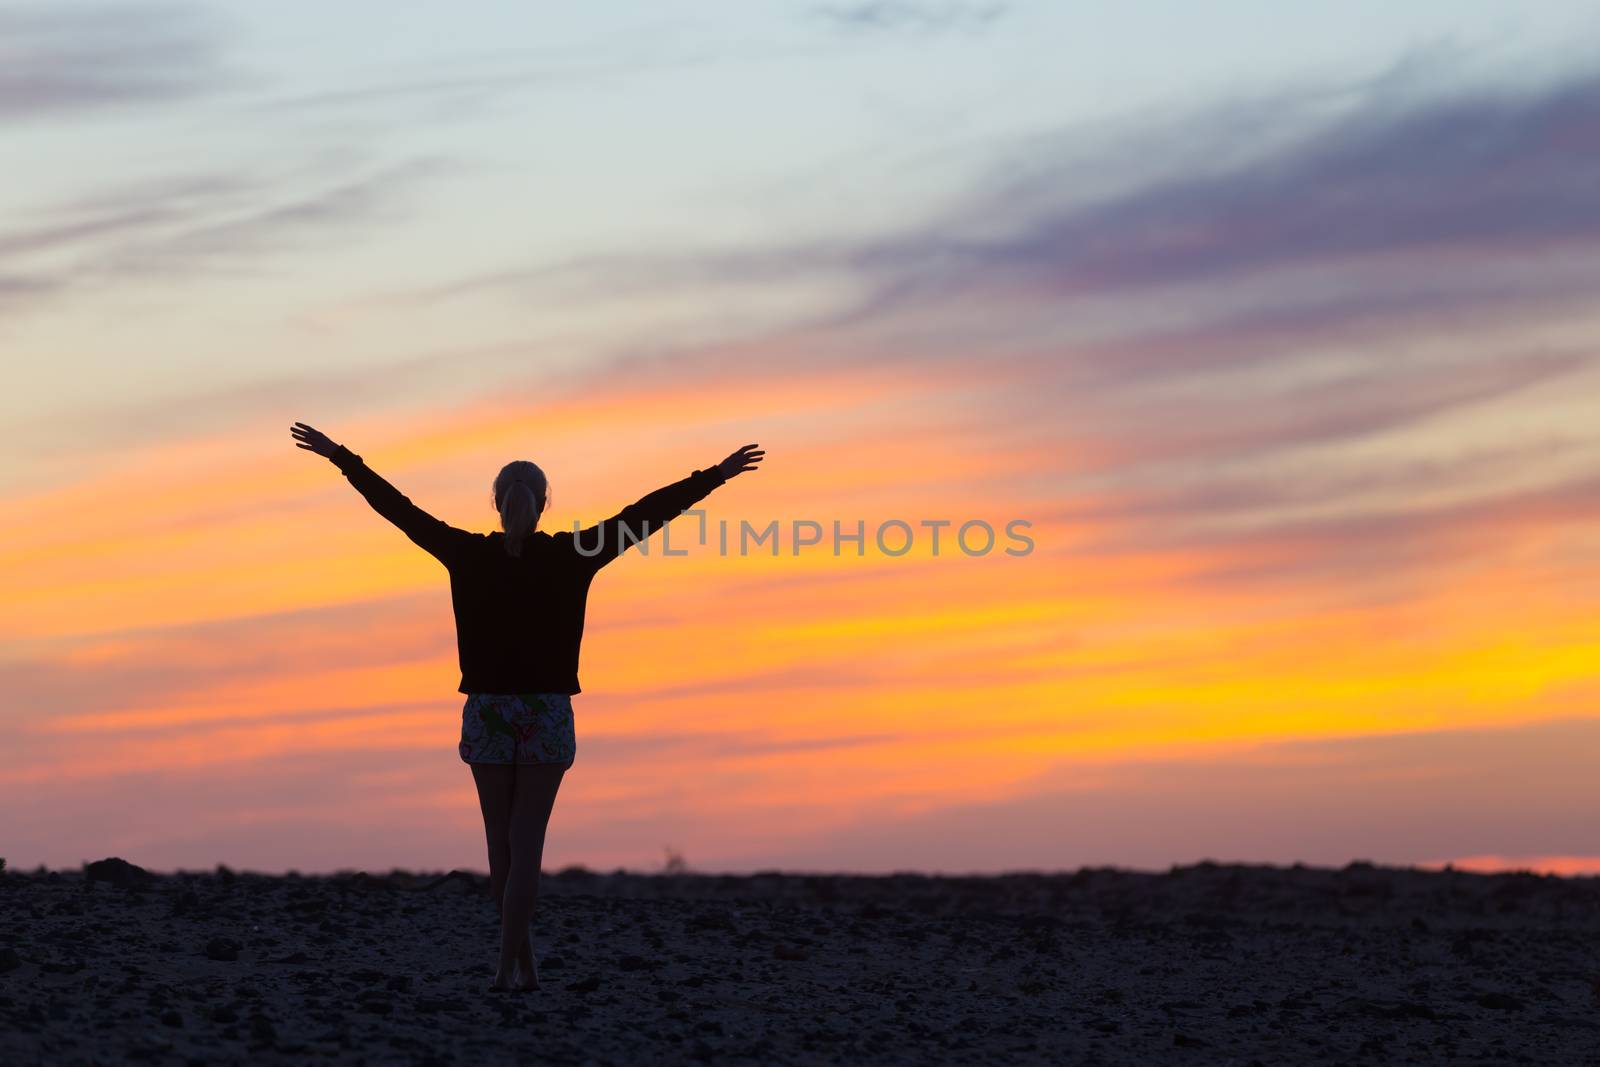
left=204, top=938, right=241, bottom=962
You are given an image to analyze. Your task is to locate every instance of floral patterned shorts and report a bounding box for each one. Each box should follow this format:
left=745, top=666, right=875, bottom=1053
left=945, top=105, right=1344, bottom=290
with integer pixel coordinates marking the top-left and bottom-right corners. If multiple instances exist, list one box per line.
left=459, top=692, right=576, bottom=766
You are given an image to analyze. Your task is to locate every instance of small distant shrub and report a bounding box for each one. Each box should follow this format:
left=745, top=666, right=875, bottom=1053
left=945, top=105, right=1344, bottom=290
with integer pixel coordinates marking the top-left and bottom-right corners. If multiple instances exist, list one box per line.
left=662, top=847, right=689, bottom=875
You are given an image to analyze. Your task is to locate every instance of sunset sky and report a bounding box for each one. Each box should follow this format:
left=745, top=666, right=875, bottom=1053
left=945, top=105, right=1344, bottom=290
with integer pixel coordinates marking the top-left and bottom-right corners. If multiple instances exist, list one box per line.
left=6, top=1, right=1600, bottom=876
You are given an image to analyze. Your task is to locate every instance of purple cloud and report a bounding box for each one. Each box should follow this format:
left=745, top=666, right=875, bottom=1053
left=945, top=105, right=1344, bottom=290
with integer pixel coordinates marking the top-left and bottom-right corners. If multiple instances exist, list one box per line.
left=0, top=3, right=233, bottom=121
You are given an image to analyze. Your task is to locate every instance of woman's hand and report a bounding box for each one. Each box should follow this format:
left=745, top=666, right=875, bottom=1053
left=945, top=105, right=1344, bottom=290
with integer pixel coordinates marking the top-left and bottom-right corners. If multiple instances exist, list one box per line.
left=716, top=443, right=765, bottom=480
left=290, top=422, right=342, bottom=459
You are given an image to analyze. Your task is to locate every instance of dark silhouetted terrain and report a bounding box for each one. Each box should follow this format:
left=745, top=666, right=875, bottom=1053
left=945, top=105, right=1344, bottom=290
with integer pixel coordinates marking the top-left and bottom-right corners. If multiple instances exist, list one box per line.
left=3, top=859, right=1597, bottom=1063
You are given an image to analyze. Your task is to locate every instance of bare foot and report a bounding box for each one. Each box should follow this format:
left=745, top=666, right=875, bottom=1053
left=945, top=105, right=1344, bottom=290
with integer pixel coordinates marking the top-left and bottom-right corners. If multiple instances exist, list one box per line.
left=514, top=955, right=539, bottom=991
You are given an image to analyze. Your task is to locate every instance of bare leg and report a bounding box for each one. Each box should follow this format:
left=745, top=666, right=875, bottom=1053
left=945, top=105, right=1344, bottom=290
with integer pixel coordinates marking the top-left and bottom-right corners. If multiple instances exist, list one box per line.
left=470, top=764, right=534, bottom=985
left=499, top=874, right=538, bottom=981
left=495, top=761, right=567, bottom=988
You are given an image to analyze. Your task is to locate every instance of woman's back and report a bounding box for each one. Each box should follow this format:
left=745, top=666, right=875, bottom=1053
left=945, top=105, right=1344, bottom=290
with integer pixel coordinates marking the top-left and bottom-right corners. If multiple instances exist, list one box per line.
left=447, top=528, right=599, bottom=696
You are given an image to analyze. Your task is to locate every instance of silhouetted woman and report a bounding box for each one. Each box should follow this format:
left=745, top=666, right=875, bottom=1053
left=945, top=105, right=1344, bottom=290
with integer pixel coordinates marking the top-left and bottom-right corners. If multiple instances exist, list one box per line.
left=290, top=422, right=764, bottom=990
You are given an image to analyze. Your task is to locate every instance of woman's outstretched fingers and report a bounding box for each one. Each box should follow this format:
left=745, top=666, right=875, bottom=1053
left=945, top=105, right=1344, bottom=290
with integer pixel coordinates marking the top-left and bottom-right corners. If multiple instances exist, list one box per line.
left=718, top=443, right=766, bottom=478
left=289, top=422, right=340, bottom=459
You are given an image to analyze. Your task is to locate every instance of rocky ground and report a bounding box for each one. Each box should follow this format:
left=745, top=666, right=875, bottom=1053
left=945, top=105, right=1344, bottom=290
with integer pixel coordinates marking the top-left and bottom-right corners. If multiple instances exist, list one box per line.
left=2, top=858, right=1599, bottom=1064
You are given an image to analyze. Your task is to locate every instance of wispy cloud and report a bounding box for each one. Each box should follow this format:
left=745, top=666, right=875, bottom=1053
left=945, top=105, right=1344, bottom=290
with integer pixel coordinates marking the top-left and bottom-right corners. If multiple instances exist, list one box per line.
left=0, top=3, right=234, bottom=122
left=0, top=158, right=448, bottom=328
left=243, top=18, right=835, bottom=123
left=402, top=63, right=1600, bottom=347
left=1061, top=88, right=1592, bottom=263
left=809, top=1, right=1008, bottom=35
left=813, top=70, right=1600, bottom=330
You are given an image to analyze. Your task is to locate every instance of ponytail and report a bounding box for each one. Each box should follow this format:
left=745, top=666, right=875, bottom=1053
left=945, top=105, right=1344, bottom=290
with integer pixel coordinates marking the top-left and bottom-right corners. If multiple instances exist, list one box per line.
left=492, top=460, right=549, bottom=558
left=500, top=482, right=536, bottom=557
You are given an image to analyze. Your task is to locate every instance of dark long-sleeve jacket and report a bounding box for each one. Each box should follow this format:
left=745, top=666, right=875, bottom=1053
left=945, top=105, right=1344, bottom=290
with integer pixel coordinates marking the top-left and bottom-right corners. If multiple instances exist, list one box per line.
left=330, top=444, right=727, bottom=695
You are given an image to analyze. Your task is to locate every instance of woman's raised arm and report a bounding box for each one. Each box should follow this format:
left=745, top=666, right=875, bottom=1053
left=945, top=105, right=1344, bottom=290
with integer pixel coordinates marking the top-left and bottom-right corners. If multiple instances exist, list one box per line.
left=291, top=422, right=471, bottom=568
left=571, top=444, right=765, bottom=569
